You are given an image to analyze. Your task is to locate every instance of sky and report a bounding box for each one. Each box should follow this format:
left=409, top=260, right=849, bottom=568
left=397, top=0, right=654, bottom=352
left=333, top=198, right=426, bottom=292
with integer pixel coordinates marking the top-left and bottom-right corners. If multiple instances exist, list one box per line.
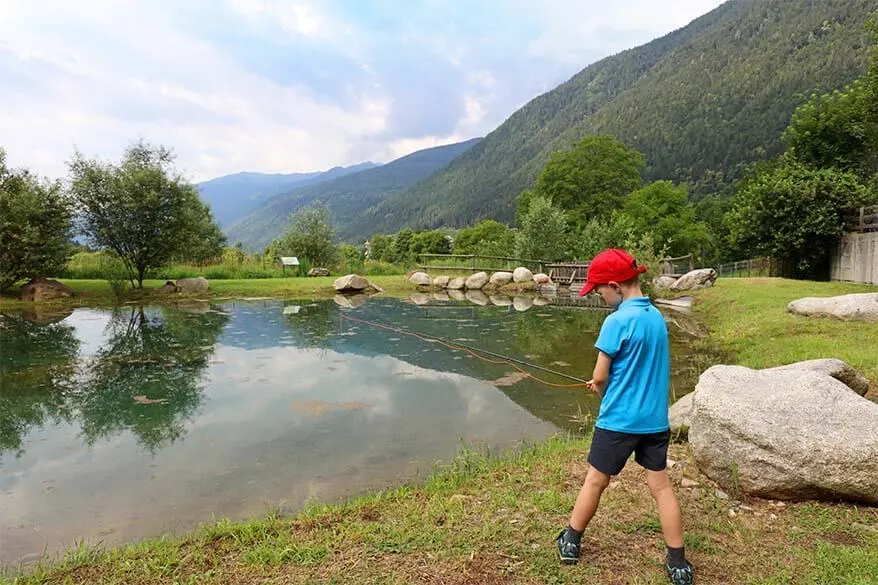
left=0, top=0, right=725, bottom=182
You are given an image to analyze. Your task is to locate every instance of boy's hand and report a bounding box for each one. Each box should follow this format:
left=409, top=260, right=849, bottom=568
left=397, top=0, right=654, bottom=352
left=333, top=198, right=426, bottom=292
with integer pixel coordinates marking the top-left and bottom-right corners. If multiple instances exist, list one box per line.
left=586, top=379, right=600, bottom=393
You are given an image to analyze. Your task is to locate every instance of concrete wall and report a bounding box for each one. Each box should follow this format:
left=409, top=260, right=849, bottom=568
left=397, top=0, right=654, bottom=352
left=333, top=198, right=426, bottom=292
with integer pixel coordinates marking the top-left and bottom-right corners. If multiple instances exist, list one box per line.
left=831, top=231, right=878, bottom=285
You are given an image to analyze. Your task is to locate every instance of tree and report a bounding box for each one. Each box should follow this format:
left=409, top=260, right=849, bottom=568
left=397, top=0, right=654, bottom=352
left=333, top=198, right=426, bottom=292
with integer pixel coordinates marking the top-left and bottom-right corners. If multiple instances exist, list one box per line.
left=179, top=199, right=226, bottom=264
left=533, top=135, right=644, bottom=224
left=621, top=181, right=710, bottom=257
left=0, top=149, right=74, bottom=291
left=515, top=195, right=569, bottom=261
left=725, top=161, right=875, bottom=279
left=367, top=234, right=392, bottom=262
left=453, top=220, right=514, bottom=255
left=68, top=141, right=223, bottom=288
left=390, top=228, right=415, bottom=264
left=273, top=202, right=338, bottom=268
left=410, top=230, right=451, bottom=256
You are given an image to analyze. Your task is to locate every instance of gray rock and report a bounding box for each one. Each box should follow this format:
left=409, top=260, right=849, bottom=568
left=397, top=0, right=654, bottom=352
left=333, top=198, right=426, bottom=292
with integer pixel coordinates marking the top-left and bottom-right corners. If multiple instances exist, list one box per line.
left=670, top=268, right=717, bottom=291
left=333, top=274, right=370, bottom=292
left=447, top=277, right=466, bottom=290
left=533, top=273, right=551, bottom=284
left=464, top=271, right=489, bottom=290
left=669, top=393, right=694, bottom=434
left=409, top=271, right=431, bottom=286
left=655, top=296, right=693, bottom=310
left=513, top=267, right=534, bottom=283
left=368, top=280, right=384, bottom=293
left=307, top=267, right=330, bottom=277
left=433, top=275, right=450, bottom=289
left=690, top=365, right=878, bottom=504
left=156, top=281, right=178, bottom=294
left=432, top=291, right=450, bottom=302
left=465, top=290, right=489, bottom=306
left=787, top=293, right=878, bottom=322
left=20, top=277, right=75, bottom=302
left=489, top=271, right=514, bottom=286
left=176, top=277, right=209, bottom=293
left=765, top=359, right=869, bottom=396
left=654, top=275, right=678, bottom=290
left=533, top=296, right=551, bottom=306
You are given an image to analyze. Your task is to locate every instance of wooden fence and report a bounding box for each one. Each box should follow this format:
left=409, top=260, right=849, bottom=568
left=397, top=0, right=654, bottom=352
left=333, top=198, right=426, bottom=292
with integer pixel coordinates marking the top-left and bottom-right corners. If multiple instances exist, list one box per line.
left=831, top=231, right=878, bottom=285
left=844, top=205, right=878, bottom=233
left=418, top=254, right=547, bottom=274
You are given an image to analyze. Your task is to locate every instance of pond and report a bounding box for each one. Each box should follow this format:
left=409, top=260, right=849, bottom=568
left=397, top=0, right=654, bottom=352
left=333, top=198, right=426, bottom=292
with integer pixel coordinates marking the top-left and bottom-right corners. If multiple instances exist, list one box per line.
left=0, top=294, right=716, bottom=566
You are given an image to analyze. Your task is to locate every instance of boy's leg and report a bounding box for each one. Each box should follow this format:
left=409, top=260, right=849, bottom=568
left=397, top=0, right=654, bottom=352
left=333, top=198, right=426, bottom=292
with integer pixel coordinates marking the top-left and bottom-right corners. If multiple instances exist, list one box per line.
left=557, top=428, right=637, bottom=564
left=570, top=465, right=612, bottom=532
left=636, top=432, right=694, bottom=584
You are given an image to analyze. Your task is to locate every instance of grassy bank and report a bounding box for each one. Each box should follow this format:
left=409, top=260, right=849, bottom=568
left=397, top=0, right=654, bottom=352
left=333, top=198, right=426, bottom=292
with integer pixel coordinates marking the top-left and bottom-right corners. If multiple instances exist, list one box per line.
left=0, top=275, right=414, bottom=308
left=691, top=278, right=878, bottom=393
left=5, top=438, right=876, bottom=585
left=3, top=278, right=878, bottom=584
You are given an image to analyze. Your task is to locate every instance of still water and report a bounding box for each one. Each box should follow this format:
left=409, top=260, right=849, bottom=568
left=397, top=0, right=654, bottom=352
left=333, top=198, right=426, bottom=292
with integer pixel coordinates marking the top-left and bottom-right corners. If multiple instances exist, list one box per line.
left=0, top=295, right=712, bottom=565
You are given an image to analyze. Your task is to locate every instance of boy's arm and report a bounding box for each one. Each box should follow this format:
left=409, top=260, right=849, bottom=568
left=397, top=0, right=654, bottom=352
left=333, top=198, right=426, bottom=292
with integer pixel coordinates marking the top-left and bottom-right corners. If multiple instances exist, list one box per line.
left=587, top=351, right=612, bottom=394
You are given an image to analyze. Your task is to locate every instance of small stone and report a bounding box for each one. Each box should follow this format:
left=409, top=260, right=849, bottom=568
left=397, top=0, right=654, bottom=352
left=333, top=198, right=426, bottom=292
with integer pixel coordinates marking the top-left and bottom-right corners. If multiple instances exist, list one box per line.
left=728, top=508, right=737, bottom=518
left=740, top=505, right=755, bottom=512
left=681, top=478, right=700, bottom=488
left=667, top=458, right=677, bottom=468
left=715, top=489, right=730, bottom=500
left=769, top=513, right=778, bottom=521
left=774, top=502, right=786, bottom=509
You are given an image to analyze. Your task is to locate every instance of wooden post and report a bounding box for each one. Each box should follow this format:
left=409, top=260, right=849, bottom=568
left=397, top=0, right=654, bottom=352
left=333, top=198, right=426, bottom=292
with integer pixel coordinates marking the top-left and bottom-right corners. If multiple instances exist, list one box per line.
left=860, top=207, right=866, bottom=232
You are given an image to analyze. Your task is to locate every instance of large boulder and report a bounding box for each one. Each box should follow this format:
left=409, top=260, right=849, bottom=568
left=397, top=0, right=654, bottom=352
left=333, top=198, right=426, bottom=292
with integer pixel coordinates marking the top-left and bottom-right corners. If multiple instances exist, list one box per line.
left=333, top=274, right=370, bottom=292
left=409, top=272, right=431, bottom=287
left=670, top=268, right=717, bottom=291
left=489, top=271, right=514, bottom=286
left=308, top=267, right=330, bottom=277
left=176, top=277, right=209, bottom=293
left=654, top=275, right=679, bottom=290
left=464, top=271, right=489, bottom=290
left=669, top=393, right=694, bottom=435
left=20, top=278, right=74, bottom=302
left=533, top=273, right=551, bottom=284
left=765, top=358, right=869, bottom=396
left=447, top=278, right=466, bottom=291
left=690, top=365, right=878, bottom=503
left=787, top=293, right=878, bottom=322
left=433, top=275, right=451, bottom=289
left=513, top=267, right=534, bottom=283
left=156, top=281, right=178, bottom=294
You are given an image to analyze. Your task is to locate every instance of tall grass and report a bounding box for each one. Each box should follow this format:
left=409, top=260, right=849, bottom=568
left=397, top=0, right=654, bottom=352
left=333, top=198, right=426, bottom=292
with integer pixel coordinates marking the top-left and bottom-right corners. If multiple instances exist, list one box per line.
left=62, top=252, right=409, bottom=281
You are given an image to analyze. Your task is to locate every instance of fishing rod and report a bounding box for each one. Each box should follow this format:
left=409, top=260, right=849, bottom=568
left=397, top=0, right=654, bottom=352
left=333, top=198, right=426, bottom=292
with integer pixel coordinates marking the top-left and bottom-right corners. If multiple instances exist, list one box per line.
left=339, top=312, right=590, bottom=388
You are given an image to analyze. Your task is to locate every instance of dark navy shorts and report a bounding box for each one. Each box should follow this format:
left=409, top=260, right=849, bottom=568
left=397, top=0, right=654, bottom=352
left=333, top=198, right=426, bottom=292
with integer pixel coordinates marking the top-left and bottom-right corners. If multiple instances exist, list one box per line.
left=587, top=427, right=670, bottom=476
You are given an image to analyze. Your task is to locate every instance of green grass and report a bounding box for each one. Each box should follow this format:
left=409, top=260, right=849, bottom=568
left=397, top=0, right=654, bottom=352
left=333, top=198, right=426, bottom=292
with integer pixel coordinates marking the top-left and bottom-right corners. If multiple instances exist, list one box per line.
left=692, top=278, right=878, bottom=391
left=0, top=275, right=414, bottom=308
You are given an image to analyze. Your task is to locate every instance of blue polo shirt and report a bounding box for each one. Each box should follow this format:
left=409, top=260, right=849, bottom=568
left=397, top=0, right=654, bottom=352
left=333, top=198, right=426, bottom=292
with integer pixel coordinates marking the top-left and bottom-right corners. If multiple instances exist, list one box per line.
left=594, top=296, right=670, bottom=434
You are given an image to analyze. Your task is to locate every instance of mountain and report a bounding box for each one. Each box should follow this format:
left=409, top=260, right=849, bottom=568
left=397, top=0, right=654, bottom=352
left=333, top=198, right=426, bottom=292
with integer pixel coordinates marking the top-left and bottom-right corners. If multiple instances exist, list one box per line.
left=226, top=138, right=482, bottom=249
left=197, top=163, right=377, bottom=227
left=342, top=0, right=876, bottom=241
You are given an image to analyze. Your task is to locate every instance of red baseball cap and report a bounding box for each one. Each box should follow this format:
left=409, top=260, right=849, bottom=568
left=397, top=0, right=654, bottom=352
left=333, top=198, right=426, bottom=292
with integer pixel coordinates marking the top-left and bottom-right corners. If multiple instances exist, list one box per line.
left=578, top=248, right=647, bottom=296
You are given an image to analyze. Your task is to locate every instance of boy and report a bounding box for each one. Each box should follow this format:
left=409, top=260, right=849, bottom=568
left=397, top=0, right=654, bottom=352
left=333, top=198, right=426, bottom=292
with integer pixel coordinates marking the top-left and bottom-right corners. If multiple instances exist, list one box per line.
left=555, top=248, right=694, bottom=585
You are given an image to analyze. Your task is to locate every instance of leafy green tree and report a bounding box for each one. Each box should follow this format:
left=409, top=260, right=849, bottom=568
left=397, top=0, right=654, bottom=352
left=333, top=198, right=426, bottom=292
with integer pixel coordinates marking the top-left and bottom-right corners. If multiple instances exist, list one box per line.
left=273, top=202, right=338, bottom=268
left=68, top=141, right=223, bottom=288
left=725, top=160, right=875, bottom=279
left=411, top=230, right=451, bottom=256
left=574, top=213, right=637, bottom=261
left=367, top=234, right=393, bottom=262
left=179, top=200, right=227, bottom=264
left=0, top=149, right=73, bottom=291
left=453, top=220, right=514, bottom=255
left=533, top=135, right=644, bottom=224
left=515, top=195, right=569, bottom=261
left=391, top=228, right=415, bottom=264
left=622, top=181, right=710, bottom=257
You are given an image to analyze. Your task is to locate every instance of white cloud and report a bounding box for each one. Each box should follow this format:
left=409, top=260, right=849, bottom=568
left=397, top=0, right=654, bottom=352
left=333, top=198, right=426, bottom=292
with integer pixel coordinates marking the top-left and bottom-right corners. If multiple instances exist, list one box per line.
left=0, top=0, right=726, bottom=182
